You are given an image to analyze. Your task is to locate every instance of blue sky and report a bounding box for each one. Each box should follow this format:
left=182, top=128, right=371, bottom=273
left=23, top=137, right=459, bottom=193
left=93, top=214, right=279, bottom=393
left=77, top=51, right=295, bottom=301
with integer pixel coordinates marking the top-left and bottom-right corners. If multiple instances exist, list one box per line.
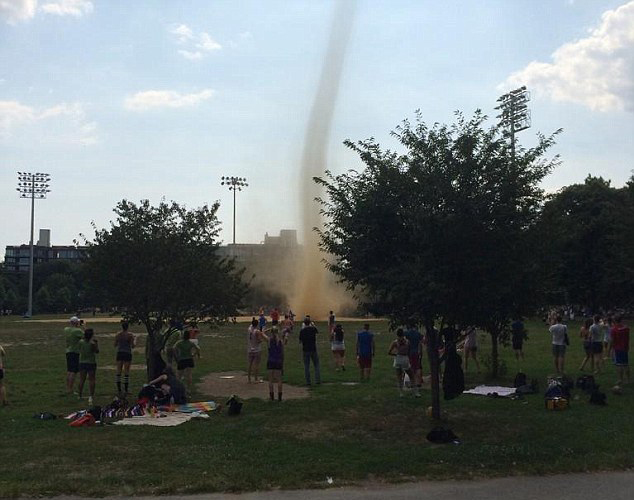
left=1, top=0, right=633, bottom=254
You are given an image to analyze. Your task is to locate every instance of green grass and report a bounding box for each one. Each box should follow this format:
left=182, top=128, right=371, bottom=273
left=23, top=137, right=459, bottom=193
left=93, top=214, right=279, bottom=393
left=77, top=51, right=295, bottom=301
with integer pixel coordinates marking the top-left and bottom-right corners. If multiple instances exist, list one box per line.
left=0, top=315, right=632, bottom=497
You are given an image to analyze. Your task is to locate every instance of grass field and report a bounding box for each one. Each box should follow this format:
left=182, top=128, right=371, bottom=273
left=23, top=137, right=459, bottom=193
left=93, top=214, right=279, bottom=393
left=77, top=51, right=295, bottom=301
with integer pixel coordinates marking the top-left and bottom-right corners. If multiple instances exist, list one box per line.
left=0, top=315, right=632, bottom=497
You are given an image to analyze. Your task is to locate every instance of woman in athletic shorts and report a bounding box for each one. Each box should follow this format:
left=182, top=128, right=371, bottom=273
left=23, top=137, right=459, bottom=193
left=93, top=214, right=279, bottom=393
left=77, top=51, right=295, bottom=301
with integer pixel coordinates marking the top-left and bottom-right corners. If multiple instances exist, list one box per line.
left=388, top=329, right=411, bottom=396
left=330, top=323, right=346, bottom=371
left=247, top=318, right=266, bottom=383
left=267, top=327, right=284, bottom=401
left=579, top=318, right=593, bottom=371
left=462, top=326, right=480, bottom=373
left=114, top=321, right=135, bottom=396
left=78, top=329, right=99, bottom=405
left=173, top=330, right=201, bottom=395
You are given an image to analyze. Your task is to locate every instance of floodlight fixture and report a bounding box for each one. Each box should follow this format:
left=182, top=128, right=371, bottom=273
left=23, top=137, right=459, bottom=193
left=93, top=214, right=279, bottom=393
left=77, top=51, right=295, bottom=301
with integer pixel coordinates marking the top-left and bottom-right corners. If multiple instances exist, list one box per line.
left=221, top=175, right=249, bottom=245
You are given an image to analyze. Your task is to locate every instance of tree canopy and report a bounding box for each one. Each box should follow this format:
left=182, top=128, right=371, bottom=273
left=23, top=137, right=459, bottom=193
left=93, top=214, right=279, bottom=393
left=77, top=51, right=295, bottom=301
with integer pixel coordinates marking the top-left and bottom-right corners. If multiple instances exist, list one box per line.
left=315, top=110, right=561, bottom=414
left=83, top=199, right=246, bottom=378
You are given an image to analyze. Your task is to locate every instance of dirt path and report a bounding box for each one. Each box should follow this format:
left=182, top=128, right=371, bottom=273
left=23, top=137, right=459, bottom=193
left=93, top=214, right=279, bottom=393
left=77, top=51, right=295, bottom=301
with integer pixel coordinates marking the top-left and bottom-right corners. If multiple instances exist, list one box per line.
left=197, top=371, right=310, bottom=400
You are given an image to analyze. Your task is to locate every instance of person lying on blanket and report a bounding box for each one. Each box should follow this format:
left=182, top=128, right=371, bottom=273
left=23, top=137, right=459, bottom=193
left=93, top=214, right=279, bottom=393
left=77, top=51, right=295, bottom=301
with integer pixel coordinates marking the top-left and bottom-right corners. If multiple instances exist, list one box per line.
left=147, top=366, right=187, bottom=404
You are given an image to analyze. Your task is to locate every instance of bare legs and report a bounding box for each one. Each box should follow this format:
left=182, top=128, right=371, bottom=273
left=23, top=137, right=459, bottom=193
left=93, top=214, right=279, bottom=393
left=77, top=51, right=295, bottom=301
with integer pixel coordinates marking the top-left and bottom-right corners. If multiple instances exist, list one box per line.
left=268, top=369, right=283, bottom=401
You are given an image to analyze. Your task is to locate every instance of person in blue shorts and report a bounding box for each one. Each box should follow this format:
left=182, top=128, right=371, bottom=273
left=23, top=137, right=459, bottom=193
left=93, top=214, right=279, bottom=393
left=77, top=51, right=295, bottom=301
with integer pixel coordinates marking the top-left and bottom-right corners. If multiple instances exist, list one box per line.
left=356, top=323, right=375, bottom=381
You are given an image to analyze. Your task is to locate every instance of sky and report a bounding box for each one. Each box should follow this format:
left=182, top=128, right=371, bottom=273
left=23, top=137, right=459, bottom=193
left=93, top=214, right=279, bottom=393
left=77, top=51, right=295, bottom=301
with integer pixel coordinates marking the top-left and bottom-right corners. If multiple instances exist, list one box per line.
left=1, top=0, right=633, bottom=255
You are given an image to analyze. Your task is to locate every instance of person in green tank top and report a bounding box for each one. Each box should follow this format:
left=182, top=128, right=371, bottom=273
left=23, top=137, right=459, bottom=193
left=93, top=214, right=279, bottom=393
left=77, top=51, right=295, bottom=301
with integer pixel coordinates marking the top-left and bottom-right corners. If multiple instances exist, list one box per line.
left=78, top=328, right=99, bottom=405
left=64, top=316, right=84, bottom=394
left=173, top=330, right=201, bottom=394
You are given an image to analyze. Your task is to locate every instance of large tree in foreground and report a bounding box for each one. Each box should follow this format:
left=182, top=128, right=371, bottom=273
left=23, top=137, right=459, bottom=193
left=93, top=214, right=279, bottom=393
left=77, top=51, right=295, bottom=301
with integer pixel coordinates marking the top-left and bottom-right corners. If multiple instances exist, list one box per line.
left=84, top=199, right=246, bottom=379
left=316, top=111, right=560, bottom=417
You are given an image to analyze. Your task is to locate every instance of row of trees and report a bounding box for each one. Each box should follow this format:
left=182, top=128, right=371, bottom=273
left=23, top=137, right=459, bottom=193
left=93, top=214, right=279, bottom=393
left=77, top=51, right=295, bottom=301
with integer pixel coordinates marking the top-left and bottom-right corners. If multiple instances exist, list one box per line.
left=314, top=110, right=634, bottom=418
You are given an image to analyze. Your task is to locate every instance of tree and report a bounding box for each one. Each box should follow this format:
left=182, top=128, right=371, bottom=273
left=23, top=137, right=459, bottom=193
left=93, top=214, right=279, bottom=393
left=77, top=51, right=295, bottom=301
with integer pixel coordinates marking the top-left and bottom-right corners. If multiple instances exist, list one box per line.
left=84, top=199, right=246, bottom=379
left=537, top=175, right=634, bottom=311
left=315, top=111, right=560, bottom=417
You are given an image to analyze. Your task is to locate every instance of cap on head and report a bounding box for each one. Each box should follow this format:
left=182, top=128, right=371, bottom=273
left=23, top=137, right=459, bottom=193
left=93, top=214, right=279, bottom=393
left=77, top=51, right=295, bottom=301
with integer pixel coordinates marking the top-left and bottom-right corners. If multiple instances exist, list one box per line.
left=70, top=316, right=80, bottom=324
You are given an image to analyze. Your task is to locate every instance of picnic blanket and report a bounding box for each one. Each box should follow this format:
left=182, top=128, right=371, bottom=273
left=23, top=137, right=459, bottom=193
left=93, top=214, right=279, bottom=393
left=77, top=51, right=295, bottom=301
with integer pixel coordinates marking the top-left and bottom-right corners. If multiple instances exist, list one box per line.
left=157, top=401, right=219, bottom=413
left=463, top=385, right=517, bottom=397
left=112, top=411, right=209, bottom=427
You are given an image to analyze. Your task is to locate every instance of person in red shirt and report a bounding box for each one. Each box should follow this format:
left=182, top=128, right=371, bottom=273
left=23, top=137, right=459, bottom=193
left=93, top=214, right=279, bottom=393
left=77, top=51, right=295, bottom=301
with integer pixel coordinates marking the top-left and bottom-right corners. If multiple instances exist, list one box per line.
left=611, top=315, right=630, bottom=387
left=270, top=308, right=280, bottom=326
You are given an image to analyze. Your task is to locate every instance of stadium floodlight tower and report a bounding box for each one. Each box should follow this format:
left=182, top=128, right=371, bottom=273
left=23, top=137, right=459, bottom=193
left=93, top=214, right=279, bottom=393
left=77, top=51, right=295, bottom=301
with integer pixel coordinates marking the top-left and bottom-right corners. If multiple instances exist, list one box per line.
left=495, top=86, right=531, bottom=162
left=16, top=171, right=51, bottom=318
left=220, top=176, right=248, bottom=245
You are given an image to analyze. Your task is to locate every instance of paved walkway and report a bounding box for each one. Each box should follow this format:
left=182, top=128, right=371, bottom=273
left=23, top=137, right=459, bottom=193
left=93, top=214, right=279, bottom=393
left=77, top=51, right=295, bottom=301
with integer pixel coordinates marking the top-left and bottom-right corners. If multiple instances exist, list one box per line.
left=51, top=471, right=634, bottom=500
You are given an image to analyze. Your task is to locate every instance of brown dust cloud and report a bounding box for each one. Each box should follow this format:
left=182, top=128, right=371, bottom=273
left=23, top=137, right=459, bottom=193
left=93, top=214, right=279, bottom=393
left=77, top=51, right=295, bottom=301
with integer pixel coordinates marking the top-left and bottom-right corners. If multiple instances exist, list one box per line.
left=290, top=0, right=357, bottom=321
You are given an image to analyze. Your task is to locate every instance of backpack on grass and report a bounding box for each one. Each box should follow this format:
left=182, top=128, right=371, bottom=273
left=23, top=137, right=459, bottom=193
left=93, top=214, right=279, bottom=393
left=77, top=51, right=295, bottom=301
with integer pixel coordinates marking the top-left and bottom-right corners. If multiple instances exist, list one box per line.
left=514, top=372, right=527, bottom=388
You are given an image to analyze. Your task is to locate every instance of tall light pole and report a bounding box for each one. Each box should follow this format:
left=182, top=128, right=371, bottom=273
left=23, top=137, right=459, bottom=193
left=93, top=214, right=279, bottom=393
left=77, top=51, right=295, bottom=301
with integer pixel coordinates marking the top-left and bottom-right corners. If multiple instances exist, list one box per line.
left=495, top=86, right=531, bottom=162
left=220, top=176, right=248, bottom=245
left=16, top=172, right=51, bottom=318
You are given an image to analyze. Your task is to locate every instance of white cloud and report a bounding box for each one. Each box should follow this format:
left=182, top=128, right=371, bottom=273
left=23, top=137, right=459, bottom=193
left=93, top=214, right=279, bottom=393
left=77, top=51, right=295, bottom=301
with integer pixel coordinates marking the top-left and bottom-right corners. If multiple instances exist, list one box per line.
left=0, top=99, right=97, bottom=144
left=0, top=0, right=37, bottom=23
left=178, top=50, right=203, bottom=60
left=124, top=89, right=215, bottom=112
left=169, top=23, right=194, bottom=43
left=169, top=24, right=222, bottom=60
left=502, top=1, right=634, bottom=113
left=1, top=0, right=93, bottom=23
left=40, top=0, right=92, bottom=17
left=197, top=32, right=222, bottom=52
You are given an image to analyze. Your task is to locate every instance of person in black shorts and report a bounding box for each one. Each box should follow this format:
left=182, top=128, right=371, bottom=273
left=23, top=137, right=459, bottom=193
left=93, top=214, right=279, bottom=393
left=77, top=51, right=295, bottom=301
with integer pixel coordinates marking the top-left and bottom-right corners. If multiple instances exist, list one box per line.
left=114, top=321, right=135, bottom=396
left=78, top=329, right=99, bottom=405
left=511, top=318, right=527, bottom=367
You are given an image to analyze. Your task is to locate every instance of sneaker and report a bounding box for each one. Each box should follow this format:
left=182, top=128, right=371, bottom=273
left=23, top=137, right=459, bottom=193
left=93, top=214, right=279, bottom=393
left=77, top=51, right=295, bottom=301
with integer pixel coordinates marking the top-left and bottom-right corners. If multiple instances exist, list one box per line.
left=88, top=396, right=93, bottom=405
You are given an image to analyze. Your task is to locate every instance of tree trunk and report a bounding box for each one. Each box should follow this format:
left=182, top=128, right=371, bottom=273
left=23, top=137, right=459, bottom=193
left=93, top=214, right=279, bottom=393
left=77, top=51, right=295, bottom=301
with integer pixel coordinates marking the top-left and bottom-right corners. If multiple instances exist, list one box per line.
left=491, top=331, right=499, bottom=379
left=426, top=322, right=441, bottom=420
left=145, top=330, right=166, bottom=381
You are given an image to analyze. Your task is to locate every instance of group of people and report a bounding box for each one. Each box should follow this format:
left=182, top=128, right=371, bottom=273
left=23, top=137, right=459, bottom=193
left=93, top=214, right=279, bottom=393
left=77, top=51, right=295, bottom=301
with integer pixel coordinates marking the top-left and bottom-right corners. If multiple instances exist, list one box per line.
left=548, top=312, right=630, bottom=388
left=63, top=316, right=201, bottom=405
left=245, top=309, right=427, bottom=398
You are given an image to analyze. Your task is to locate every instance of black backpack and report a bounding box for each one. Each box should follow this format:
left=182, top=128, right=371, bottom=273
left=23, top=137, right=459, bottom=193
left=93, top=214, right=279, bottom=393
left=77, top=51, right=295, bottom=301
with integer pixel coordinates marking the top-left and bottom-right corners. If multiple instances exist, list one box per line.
left=514, top=372, right=528, bottom=388
left=576, top=375, right=596, bottom=393
left=226, top=395, right=243, bottom=416
left=589, top=388, right=607, bottom=405
left=426, top=426, right=460, bottom=444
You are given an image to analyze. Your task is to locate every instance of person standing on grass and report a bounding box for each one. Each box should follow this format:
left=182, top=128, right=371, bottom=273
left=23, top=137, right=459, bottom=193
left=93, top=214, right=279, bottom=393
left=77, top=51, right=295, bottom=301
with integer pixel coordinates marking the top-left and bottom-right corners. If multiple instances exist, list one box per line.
left=611, top=315, right=630, bottom=388
left=64, top=316, right=84, bottom=394
left=462, top=326, right=480, bottom=374
left=0, top=344, right=8, bottom=406
left=174, top=329, right=201, bottom=394
left=78, top=328, right=99, bottom=405
left=281, top=314, right=294, bottom=344
left=270, top=307, right=280, bottom=326
left=549, top=315, right=568, bottom=374
left=267, top=327, right=284, bottom=401
left=589, top=315, right=604, bottom=373
left=299, top=316, right=321, bottom=385
left=356, top=323, right=375, bottom=381
left=579, top=318, right=593, bottom=372
left=603, top=316, right=613, bottom=361
left=405, top=322, right=423, bottom=389
left=511, top=317, right=527, bottom=366
left=258, top=310, right=267, bottom=331
left=330, top=323, right=346, bottom=371
left=388, top=328, right=414, bottom=397
left=328, top=310, right=336, bottom=335
left=247, top=318, right=266, bottom=383
left=114, top=321, right=135, bottom=396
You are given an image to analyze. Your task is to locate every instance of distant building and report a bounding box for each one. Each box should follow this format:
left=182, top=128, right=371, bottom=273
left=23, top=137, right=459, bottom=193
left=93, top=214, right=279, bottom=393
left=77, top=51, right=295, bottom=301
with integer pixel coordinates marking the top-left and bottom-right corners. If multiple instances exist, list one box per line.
left=3, top=229, right=86, bottom=273
left=217, top=229, right=301, bottom=291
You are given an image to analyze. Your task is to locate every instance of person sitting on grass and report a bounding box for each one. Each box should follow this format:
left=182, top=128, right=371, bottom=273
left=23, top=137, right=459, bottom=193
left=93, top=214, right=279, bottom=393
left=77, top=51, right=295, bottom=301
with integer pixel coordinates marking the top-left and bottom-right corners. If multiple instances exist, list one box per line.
left=147, top=366, right=187, bottom=405
left=0, top=344, right=8, bottom=406
left=388, top=328, right=414, bottom=397
left=114, top=321, right=135, bottom=396
left=174, top=329, right=201, bottom=395
left=267, top=327, right=284, bottom=401
left=78, top=328, right=99, bottom=405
